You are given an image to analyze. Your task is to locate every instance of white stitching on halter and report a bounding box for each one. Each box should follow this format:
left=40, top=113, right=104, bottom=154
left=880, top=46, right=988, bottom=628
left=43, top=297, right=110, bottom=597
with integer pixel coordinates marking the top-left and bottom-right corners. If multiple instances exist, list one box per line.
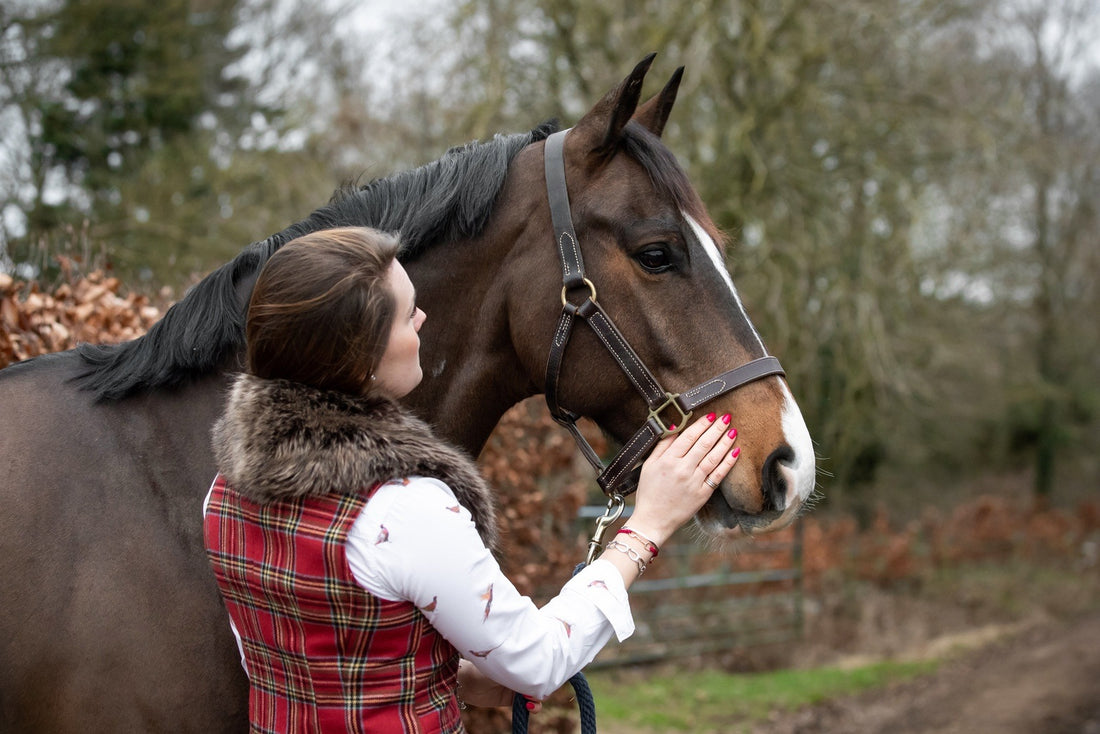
left=558, top=231, right=581, bottom=279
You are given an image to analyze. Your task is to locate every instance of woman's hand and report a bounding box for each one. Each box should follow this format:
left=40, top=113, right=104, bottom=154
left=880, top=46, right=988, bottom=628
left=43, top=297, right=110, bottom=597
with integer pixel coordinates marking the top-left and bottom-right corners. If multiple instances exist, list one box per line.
left=629, top=412, right=740, bottom=547
left=456, top=659, right=542, bottom=712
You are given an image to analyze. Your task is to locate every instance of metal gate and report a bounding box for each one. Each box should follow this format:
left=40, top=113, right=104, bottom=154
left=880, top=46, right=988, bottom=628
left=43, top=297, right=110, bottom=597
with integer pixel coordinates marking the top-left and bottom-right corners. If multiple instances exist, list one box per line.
left=578, top=505, right=805, bottom=668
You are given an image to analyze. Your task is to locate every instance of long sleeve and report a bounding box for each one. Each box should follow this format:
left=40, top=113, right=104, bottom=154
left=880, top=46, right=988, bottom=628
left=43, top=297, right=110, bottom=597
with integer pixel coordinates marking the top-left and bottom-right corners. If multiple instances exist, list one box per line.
left=345, top=477, right=634, bottom=699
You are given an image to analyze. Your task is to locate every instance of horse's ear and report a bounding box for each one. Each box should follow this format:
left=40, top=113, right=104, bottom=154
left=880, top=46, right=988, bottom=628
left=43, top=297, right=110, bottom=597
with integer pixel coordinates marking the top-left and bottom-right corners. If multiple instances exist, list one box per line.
left=569, top=53, right=656, bottom=157
left=632, top=66, right=683, bottom=138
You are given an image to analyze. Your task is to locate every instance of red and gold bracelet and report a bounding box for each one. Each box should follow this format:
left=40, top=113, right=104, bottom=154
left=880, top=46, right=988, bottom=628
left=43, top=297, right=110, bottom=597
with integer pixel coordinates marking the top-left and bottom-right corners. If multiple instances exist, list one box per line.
left=617, top=527, right=659, bottom=558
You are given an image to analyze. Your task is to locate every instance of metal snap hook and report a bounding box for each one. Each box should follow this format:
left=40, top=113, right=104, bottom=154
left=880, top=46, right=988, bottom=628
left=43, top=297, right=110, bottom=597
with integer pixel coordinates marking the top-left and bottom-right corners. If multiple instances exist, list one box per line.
left=585, top=493, right=625, bottom=566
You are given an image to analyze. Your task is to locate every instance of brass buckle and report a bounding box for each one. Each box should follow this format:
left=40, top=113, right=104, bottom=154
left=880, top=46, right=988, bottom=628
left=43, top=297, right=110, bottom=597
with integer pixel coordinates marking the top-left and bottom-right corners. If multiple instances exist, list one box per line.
left=649, top=392, right=692, bottom=437
left=561, top=277, right=597, bottom=306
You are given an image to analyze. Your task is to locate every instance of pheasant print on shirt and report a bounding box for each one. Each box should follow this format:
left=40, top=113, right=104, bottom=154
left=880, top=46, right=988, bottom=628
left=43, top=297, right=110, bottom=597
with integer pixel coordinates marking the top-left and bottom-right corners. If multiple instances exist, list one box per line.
left=481, top=584, right=494, bottom=621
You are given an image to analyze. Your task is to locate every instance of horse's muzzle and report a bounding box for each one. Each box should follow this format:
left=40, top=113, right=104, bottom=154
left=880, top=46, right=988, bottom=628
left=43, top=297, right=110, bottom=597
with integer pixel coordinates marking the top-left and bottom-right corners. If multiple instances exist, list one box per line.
left=701, top=485, right=790, bottom=535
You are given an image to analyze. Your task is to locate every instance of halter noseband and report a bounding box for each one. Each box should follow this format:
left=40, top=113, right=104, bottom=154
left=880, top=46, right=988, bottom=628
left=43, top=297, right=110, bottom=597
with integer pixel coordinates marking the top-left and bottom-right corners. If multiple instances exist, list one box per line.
left=542, top=129, right=786, bottom=498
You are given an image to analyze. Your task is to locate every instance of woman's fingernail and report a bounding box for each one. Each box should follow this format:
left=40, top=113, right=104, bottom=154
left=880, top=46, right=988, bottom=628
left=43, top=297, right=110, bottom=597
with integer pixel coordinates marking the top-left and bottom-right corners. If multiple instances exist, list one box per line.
left=706, top=412, right=716, bottom=422
left=721, top=413, right=732, bottom=425
left=731, top=447, right=741, bottom=459
left=526, top=702, right=536, bottom=711
left=668, top=424, right=676, bottom=431
left=728, top=428, right=737, bottom=440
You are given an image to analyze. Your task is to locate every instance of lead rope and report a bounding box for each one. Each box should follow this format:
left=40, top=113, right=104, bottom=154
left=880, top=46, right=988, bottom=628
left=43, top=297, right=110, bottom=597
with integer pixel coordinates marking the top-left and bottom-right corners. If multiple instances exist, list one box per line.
left=509, top=495, right=623, bottom=734
left=511, top=672, right=597, bottom=734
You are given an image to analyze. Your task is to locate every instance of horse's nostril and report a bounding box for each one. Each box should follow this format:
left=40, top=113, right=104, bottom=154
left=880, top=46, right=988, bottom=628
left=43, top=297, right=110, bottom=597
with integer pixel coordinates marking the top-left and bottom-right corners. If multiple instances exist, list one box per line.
left=761, top=445, right=794, bottom=513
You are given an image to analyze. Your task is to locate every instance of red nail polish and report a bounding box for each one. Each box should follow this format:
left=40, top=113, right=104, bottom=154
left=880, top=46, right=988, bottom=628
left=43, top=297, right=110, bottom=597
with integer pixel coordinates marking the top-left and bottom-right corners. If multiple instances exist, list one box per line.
left=526, top=702, right=536, bottom=711
left=721, top=413, right=731, bottom=425
left=728, top=428, right=737, bottom=440
left=731, top=447, right=741, bottom=459
left=706, top=412, right=716, bottom=422
left=668, top=424, right=676, bottom=431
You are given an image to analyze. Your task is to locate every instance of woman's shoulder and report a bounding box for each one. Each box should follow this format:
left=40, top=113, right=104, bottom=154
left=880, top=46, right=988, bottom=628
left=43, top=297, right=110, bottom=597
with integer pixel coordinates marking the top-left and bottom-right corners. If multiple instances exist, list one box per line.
left=365, top=475, right=461, bottom=516
left=352, top=475, right=475, bottom=556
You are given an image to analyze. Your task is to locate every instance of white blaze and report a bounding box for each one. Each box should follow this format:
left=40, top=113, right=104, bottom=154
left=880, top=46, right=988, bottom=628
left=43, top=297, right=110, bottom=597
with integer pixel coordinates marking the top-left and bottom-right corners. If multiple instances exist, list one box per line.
left=684, top=213, right=817, bottom=512
left=684, top=215, right=765, bottom=353
left=780, top=380, right=817, bottom=507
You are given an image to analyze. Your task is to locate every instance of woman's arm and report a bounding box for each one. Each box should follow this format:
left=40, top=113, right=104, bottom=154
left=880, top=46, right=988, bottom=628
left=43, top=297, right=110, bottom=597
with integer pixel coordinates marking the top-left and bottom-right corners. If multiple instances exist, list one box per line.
left=346, top=413, right=739, bottom=699
left=346, top=477, right=632, bottom=699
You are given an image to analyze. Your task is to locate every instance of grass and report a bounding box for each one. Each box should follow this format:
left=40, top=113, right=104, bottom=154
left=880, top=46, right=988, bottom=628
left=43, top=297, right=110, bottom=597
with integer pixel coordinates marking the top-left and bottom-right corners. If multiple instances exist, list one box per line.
left=585, top=659, right=939, bottom=733
left=581, top=557, right=1099, bottom=733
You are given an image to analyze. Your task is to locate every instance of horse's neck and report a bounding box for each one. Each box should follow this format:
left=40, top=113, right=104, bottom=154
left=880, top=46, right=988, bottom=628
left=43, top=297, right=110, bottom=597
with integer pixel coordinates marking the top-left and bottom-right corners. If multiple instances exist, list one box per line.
left=401, top=242, right=534, bottom=456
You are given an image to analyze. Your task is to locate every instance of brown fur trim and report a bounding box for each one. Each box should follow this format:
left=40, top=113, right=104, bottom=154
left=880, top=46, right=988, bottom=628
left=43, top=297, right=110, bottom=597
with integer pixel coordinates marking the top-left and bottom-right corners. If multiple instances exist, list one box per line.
left=212, top=373, right=499, bottom=551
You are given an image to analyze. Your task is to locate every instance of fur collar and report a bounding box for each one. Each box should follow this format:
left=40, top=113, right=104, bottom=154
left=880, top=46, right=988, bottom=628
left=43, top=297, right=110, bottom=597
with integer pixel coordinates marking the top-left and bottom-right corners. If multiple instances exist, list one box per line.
left=212, top=373, right=499, bottom=551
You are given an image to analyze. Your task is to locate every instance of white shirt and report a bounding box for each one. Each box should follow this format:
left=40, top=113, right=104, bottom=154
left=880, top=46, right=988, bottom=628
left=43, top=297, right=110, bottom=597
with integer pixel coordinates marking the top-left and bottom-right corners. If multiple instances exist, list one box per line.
left=204, top=476, right=635, bottom=700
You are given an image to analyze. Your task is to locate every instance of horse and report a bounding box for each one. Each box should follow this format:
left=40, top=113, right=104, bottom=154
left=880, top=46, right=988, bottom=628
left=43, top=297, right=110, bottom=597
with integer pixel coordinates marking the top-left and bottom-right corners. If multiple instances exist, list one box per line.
left=0, top=55, right=815, bottom=732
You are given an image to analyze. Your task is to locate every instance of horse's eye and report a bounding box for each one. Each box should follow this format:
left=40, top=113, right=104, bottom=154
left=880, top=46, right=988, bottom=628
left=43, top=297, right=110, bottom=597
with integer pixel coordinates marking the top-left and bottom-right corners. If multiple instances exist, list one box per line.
left=635, top=248, right=672, bottom=273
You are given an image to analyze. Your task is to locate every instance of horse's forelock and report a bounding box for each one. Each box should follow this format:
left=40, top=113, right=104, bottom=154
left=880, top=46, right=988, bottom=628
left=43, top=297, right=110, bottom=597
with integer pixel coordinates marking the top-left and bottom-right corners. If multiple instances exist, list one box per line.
left=618, top=123, right=717, bottom=239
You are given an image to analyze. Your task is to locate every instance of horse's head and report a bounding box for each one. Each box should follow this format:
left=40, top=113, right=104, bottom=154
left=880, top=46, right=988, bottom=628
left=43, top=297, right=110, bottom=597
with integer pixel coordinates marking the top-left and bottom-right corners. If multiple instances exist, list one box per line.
left=504, top=56, right=816, bottom=537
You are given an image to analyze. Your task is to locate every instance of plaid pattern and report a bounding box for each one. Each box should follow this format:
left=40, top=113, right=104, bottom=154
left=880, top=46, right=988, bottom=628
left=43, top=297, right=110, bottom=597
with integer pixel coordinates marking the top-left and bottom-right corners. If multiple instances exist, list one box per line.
left=205, top=475, right=463, bottom=733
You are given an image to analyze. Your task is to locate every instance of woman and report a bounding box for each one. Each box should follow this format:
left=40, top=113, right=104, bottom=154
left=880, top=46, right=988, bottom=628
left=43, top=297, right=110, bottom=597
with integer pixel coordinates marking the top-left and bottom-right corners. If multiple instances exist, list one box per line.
left=203, top=227, right=741, bottom=733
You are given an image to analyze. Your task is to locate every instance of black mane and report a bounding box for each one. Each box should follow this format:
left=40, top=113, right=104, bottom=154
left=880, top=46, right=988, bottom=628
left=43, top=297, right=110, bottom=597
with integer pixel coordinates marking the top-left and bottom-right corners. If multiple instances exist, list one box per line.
left=70, top=118, right=698, bottom=402
left=73, top=122, right=556, bottom=401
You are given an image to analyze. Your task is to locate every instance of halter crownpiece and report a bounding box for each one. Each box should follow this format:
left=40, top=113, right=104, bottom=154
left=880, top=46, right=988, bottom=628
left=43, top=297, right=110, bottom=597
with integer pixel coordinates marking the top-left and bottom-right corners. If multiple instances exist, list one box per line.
left=541, top=129, right=786, bottom=497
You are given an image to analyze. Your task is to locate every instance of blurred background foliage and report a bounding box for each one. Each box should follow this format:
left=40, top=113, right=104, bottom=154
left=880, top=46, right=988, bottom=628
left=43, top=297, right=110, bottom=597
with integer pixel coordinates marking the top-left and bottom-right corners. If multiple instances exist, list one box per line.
left=1, top=0, right=1097, bottom=516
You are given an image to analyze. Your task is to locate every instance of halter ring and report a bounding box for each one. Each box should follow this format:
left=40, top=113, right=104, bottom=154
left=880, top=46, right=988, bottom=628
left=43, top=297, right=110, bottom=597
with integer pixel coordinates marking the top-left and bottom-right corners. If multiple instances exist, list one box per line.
left=561, top=277, right=597, bottom=306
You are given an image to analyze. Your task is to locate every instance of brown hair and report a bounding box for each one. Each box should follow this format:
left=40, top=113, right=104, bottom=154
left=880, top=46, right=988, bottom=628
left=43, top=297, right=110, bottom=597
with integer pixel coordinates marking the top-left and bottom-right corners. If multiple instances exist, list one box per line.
left=245, top=227, right=400, bottom=395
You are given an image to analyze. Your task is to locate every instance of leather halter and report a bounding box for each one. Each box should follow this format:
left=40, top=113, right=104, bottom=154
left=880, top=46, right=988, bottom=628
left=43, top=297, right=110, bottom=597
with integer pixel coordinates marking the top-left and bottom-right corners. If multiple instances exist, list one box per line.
left=542, top=129, right=786, bottom=498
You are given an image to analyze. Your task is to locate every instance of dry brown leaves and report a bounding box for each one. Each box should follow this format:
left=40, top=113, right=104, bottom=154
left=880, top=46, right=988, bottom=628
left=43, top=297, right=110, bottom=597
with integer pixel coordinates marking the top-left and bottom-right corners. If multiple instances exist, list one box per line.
left=801, top=495, right=1100, bottom=588
left=0, top=259, right=162, bottom=369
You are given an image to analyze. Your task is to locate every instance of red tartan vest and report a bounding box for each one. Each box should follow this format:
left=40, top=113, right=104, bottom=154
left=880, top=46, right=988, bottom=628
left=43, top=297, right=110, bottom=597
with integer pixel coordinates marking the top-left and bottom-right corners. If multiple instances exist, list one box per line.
left=204, top=474, right=463, bottom=733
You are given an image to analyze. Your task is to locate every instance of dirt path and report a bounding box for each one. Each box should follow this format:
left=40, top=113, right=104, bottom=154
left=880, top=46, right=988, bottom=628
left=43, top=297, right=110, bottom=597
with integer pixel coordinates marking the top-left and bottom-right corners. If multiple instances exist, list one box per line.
left=754, top=612, right=1100, bottom=734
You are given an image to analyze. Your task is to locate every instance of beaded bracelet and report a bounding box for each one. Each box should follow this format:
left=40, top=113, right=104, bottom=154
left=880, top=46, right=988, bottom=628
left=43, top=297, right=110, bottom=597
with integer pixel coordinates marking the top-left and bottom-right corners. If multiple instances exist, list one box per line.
left=617, top=527, right=659, bottom=558
left=607, top=539, right=648, bottom=575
